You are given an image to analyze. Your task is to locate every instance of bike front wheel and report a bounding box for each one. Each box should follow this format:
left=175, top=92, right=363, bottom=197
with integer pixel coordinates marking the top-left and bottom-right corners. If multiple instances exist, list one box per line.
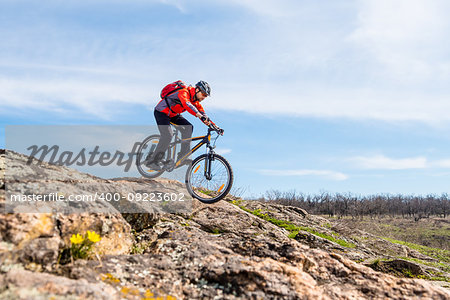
left=185, top=154, right=233, bottom=204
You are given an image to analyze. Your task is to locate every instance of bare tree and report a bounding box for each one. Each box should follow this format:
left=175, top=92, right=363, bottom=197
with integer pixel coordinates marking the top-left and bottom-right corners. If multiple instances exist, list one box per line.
left=258, top=190, right=449, bottom=219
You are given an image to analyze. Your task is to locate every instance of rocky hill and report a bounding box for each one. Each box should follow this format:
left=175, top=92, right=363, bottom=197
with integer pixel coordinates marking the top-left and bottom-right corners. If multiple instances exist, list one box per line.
left=0, top=149, right=449, bottom=299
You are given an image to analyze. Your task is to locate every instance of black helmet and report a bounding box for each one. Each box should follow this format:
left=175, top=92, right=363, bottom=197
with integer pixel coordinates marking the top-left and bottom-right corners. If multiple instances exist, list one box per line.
left=195, top=80, right=211, bottom=96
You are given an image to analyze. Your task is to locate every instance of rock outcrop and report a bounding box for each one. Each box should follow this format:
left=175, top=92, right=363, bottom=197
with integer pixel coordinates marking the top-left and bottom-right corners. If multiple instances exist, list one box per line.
left=1, top=151, right=135, bottom=273
left=1, top=150, right=449, bottom=299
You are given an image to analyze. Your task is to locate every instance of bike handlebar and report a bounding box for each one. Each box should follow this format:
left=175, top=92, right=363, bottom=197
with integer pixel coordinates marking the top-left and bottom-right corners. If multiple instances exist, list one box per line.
left=207, top=122, right=224, bottom=135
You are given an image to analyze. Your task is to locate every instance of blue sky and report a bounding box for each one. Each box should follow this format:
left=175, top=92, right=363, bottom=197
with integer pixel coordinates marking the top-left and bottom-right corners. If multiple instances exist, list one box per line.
left=1, top=0, right=450, bottom=198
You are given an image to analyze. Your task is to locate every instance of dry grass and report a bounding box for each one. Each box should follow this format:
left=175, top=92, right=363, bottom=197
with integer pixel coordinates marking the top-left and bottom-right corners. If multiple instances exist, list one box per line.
left=326, top=216, right=449, bottom=250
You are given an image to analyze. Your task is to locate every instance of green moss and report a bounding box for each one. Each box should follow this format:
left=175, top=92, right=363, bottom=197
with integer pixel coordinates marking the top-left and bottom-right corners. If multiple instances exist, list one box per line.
left=236, top=204, right=356, bottom=248
left=230, top=199, right=243, bottom=205
left=401, top=269, right=414, bottom=278
left=287, top=230, right=299, bottom=239
left=397, top=256, right=450, bottom=273
left=429, top=276, right=450, bottom=282
left=211, top=228, right=221, bottom=235
left=198, top=188, right=214, bottom=195
left=308, top=230, right=356, bottom=248
left=369, top=257, right=450, bottom=282
left=383, top=237, right=450, bottom=263
left=368, top=258, right=391, bottom=267
left=131, top=244, right=146, bottom=255
left=334, top=217, right=449, bottom=251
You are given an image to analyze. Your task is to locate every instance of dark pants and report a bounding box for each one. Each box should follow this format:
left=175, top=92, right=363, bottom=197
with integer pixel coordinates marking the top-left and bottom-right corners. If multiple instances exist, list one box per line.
left=153, top=109, right=193, bottom=159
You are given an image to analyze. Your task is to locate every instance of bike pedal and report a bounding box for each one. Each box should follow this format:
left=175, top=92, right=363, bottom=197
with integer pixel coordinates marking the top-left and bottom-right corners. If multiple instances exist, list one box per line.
left=160, top=159, right=174, bottom=170
left=163, top=159, right=173, bottom=165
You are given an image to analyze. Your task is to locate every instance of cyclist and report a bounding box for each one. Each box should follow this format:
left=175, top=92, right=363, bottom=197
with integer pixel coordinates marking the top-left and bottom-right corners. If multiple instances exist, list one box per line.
left=145, top=80, right=211, bottom=170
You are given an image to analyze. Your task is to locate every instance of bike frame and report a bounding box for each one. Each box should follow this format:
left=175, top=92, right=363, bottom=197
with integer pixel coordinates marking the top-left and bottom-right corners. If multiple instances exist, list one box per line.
left=167, top=124, right=217, bottom=176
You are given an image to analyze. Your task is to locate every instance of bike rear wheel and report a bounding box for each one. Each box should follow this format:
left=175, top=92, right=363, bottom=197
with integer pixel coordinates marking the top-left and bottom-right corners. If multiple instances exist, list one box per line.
left=136, top=134, right=165, bottom=179
left=185, top=154, right=233, bottom=203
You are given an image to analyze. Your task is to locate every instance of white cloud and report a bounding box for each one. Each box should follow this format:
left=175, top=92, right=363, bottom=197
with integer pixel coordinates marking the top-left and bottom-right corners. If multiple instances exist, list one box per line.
left=350, top=0, right=450, bottom=82
left=259, top=169, right=348, bottom=181
left=432, top=159, right=450, bottom=168
left=224, top=0, right=302, bottom=18
left=215, top=148, right=232, bottom=155
left=157, top=0, right=187, bottom=13
left=211, top=86, right=450, bottom=125
left=351, top=154, right=428, bottom=170
left=2, top=1, right=450, bottom=127
left=350, top=154, right=450, bottom=170
left=0, top=75, right=157, bottom=119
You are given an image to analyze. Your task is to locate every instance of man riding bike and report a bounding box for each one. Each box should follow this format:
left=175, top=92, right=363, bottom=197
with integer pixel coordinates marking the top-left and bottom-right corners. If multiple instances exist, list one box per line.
left=145, top=80, right=212, bottom=170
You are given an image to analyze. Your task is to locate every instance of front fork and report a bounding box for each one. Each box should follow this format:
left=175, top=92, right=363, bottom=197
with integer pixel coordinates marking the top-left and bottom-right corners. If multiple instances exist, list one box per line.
left=204, top=148, right=215, bottom=180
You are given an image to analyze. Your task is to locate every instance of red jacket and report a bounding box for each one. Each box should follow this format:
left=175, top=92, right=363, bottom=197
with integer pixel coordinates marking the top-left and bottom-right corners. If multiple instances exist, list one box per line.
left=155, top=86, right=205, bottom=118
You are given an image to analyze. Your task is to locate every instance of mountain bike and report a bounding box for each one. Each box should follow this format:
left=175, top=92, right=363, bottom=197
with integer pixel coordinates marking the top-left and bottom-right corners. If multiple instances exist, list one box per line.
left=136, top=122, right=233, bottom=203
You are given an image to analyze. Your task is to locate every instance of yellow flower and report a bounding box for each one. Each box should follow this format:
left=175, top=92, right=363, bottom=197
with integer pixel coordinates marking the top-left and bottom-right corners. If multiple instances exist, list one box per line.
left=86, top=230, right=101, bottom=243
left=70, top=233, right=84, bottom=244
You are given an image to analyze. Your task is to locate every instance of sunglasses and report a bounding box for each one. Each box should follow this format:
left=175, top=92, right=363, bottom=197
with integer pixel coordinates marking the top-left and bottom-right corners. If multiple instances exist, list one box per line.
left=197, top=90, right=208, bottom=97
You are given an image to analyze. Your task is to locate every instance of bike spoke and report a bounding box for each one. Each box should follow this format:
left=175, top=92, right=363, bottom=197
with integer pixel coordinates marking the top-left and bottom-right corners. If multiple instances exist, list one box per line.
left=135, top=135, right=165, bottom=179
left=188, top=156, right=231, bottom=200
